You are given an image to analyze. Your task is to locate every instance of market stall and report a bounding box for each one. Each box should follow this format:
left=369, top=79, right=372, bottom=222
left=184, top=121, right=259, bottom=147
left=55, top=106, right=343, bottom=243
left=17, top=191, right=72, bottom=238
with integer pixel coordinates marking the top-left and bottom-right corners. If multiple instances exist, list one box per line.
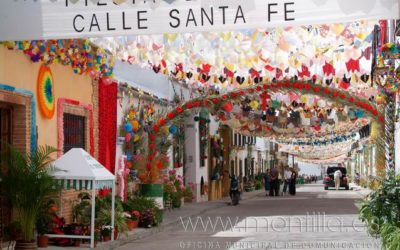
left=50, top=148, right=116, bottom=248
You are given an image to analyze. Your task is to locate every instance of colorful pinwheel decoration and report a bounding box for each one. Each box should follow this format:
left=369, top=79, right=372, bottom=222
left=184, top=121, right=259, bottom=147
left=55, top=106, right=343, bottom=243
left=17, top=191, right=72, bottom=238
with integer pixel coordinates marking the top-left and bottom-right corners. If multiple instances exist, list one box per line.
left=37, top=65, right=55, bottom=118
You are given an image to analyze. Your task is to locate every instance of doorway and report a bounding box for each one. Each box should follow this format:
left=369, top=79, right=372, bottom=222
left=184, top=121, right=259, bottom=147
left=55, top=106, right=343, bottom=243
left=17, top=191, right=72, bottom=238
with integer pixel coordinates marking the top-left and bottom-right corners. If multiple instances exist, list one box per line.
left=0, top=104, right=13, bottom=239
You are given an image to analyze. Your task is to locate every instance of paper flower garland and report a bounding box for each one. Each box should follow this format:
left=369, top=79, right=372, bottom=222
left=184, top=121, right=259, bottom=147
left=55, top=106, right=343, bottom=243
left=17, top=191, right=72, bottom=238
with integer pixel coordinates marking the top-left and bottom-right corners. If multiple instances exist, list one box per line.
left=1, top=39, right=114, bottom=78
left=37, top=64, right=55, bottom=118
left=92, top=21, right=376, bottom=91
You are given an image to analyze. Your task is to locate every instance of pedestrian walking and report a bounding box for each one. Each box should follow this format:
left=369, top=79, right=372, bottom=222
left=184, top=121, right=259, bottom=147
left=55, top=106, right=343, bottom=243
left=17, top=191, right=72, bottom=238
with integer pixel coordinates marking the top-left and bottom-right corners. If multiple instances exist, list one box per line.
left=334, top=169, right=342, bottom=190
left=289, top=170, right=297, bottom=195
left=269, top=166, right=279, bottom=196
left=263, top=169, right=270, bottom=196
left=282, top=166, right=291, bottom=196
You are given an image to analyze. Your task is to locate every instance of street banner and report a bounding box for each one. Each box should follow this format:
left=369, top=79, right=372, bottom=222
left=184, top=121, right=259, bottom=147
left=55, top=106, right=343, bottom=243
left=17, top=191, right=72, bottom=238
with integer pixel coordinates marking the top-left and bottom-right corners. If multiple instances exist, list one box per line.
left=0, top=0, right=398, bottom=41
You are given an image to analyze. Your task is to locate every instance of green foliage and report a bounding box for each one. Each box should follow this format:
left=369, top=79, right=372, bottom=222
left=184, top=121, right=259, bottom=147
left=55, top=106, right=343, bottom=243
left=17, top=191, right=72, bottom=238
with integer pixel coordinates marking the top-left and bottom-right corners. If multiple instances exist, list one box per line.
left=72, top=192, right=91, bottom=225
left=125, top=196, right=163, bottom=226
left=255, top=180, right=262, bottom=190
left=4, top=221, right=22, bottom=240
left=163, top=170, right=192, bottom=208
left=95, top=194, right=128, bottom=235
left=182, top=186, right=194, bottom=201
left=381, top=224, right=400, bottom=250
left=0, top=145, right=61, bottom=242
left=36, top=201, right=54, bottom=235
left=359, top=172, right=400, bottom=250
left=255, top=173, right=263, bottom=182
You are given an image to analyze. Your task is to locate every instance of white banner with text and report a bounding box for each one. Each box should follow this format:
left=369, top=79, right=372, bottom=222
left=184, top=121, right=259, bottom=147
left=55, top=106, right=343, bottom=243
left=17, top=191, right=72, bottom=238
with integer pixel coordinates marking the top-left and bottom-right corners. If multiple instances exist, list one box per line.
left=0, top=0, right=398, bottom=41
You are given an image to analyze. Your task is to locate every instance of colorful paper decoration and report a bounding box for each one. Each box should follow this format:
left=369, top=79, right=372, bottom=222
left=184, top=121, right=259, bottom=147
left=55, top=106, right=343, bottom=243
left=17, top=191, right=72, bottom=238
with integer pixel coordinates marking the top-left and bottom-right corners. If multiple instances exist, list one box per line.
left=37, top=65, right=55, bottom=118
left=91, top=21, right=376, bottom=91
left=149, top=81, right=381, bottom=145
left=1, top=39, right=114, bottom=78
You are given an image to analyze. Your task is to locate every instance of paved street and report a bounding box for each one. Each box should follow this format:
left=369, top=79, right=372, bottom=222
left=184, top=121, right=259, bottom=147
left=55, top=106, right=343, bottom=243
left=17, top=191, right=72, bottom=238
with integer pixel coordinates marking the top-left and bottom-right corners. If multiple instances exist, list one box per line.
left=116, top=184, right=380, bottom=250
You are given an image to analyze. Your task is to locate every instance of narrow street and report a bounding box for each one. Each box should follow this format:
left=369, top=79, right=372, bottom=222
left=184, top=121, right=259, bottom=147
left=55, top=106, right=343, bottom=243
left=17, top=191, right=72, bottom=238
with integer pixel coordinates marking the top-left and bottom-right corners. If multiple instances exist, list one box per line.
left=117, top=184, right=379, bottom=250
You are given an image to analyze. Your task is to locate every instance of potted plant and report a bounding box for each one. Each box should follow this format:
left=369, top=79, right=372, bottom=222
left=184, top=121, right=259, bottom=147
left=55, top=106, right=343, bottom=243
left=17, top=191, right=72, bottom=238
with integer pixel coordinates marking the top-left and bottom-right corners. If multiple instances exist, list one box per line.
left=4, top=221, right=22, bottom=242
left=0, top=145, right=61, bottom=250
left=125, top=196, right=163, bottom=227
left=94, top=228, right=101, bottom=247
left=96, top=194, right=128, bottom=240
left=359, top=172, right=400, bottom=250
left=100, top=226, right=113, bottom=242
left=36, top=206, right=52, bottom=248
left=125, top=210, right=140, bottom=231
left=139, top=209, right=156, bottom=228
left=72, top=192, right=91, bottom=225
left=72, top=224, right=84, bottom=247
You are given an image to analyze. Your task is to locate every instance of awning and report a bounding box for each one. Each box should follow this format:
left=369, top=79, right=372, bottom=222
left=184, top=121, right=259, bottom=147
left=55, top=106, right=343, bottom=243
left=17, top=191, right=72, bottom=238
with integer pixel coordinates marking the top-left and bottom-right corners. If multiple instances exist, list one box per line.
left=51, top=148, right=115, bottom=190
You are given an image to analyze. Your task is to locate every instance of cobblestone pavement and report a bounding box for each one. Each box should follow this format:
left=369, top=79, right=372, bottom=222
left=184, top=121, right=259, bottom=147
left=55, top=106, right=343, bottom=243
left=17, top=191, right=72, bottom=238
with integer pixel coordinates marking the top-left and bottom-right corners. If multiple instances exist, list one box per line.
left=116, top=183, right=379, bottom=250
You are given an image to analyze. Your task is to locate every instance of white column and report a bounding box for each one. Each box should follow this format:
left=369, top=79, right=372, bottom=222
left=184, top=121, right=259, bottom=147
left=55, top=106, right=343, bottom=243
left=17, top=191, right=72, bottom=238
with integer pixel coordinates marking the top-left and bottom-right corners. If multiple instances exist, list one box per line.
left=396, top=123, right=400, bottom=175
left=90, top=181, right=96, bottom=248
left=111, top=181, right=116, bottom=241
left=184, top=113, right=202, bottom=202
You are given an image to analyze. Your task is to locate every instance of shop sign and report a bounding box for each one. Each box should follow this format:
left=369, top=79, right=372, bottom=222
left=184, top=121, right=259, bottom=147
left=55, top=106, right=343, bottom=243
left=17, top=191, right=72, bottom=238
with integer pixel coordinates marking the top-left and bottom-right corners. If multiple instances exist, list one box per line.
left=0, top=0, right=398, bottom=41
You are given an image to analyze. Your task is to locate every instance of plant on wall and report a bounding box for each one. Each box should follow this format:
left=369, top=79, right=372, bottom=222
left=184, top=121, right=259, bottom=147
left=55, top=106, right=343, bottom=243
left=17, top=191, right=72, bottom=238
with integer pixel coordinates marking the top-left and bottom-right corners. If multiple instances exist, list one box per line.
left=210, top=135, right=224, bottom=181
left=196, top=109, right=210, bottom=168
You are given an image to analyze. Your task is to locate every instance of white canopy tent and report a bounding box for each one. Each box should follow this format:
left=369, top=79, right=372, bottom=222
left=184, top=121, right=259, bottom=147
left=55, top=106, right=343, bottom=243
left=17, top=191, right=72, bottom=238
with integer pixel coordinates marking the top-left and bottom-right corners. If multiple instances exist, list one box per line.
left=50, top=148, right=116, bottom=248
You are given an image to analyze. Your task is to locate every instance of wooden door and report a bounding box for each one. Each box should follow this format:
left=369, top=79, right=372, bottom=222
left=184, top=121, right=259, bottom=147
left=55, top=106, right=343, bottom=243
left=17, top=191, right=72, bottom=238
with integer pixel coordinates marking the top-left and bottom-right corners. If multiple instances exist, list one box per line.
left=0, top=105, right=13, bottom=239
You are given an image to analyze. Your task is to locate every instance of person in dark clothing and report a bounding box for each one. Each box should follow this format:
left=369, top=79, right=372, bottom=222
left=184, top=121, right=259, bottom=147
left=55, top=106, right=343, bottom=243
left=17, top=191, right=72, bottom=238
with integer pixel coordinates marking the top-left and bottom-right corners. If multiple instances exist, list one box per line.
left=289, top=170, right=297, bottom=195
left=263, top=169, right=270, bottom=196
left=269, top=166, right=279, bottom=196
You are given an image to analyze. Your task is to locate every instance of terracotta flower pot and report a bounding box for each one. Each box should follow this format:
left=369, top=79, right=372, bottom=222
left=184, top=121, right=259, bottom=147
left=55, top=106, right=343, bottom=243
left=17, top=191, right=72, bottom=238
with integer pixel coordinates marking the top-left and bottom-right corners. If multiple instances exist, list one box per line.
left=132, top=219, right=139, bottom=229
left=127, top=219, right=139, bottom=231
left=102, top=235, right=111, bottom=242
left=37, top=236, right=49, bottom=248
left=74, top=239, right=81, bottom=247
left=114, top=228, right=119, bottom=240
left=15, top=241, right=37, bottom=250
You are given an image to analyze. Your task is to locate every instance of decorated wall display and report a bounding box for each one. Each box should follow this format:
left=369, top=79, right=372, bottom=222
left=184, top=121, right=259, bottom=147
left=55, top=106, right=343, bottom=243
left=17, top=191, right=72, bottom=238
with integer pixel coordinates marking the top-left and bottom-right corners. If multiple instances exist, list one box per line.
left=37, top=64, right=55, bottom=118
left=172, top=124, right=185, bottom=169
left=98, top=79, right=118, bottom=173
left=197, top=109, right=210, bottom=168
left=1, top=39, right=114, bottom=78
left=209, top=135, right=224, bottom=181
left=374, top=43, right=400, bottom=95
left=119, top=87, right=173, bottom=185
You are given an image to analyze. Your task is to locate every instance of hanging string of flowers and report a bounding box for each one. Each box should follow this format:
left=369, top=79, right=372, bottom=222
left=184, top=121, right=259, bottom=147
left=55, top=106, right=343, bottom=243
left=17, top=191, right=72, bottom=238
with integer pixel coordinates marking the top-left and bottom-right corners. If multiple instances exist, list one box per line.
left=1, top=39, right=114, bottom=78
left=120, top=88, right=174, bottom=184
